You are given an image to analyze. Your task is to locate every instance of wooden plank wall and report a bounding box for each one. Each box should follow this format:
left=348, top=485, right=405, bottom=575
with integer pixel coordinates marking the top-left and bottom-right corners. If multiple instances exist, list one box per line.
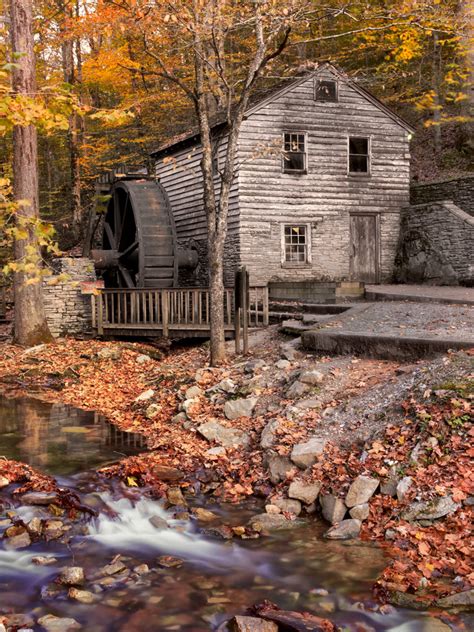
left=237, top=68, right=411, bottom=285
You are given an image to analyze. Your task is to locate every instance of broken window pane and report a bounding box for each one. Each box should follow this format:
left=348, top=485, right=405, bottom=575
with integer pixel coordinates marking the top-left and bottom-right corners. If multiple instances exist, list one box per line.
left=283, top=133, right=307, bottom=173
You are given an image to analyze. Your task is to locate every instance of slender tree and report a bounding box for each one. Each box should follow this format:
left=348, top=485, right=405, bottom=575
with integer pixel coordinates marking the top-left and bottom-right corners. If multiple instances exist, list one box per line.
left=10, top=0, right=53, bottom=345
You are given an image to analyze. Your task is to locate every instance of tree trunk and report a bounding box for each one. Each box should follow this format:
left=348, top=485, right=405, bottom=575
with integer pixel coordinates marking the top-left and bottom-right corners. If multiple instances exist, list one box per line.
left=10, top=0, right=53, bottom=346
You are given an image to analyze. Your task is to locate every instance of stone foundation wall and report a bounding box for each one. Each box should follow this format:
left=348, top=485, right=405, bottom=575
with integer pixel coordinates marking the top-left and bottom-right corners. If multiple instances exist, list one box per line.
left=177, top=232, right=241, bottom=287
left=395, top=202, right=474, bottom=286
left=43, top=258, right=96, bottom=337
left=410, top=176, right=474, bottom=217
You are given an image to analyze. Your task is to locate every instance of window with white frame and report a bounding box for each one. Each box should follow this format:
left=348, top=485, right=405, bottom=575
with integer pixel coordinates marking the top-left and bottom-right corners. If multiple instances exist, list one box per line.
left=283, top=224, right=310, bottom=264
left=348, top=137, right=370, bottom=174
left=282, top=132, right=307, bottom=173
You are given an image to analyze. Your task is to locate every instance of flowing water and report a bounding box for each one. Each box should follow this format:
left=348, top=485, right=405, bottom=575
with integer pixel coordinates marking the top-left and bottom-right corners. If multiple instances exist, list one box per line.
left=0, top=396, right=463, bottom=631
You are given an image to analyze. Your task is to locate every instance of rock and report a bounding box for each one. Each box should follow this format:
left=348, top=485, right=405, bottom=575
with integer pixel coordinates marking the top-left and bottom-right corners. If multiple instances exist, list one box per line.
left=436, top=589, right=474, bottom=610
left=229, top=616, right=278, bottom=632
left=98, top=346, right=121, bottom=361
left=43, top=520, right=64, bottom=540
left=248, top=513, right=301, bottom=532
left=280, top=339, right=303, bottom=361
left=286, top=380, right=311, bottom=399
left=21, top=491, right=57, bottom=505
left=37, top=615, right=82, bottom=632
left=145, top=403, right=161, bottom=419
left=244, top=359, right=267, bottom=373
left=151, top=464, right=184, bottom=481
left=32, top=556, right=57, bottom=566
left=396, top=476, right=413, bottom=501
left=27, top=517, right=43, bottom=536
left=101, top=560, right=126, bottom=576
left=272, top=498, right=302, bottom=516
left=133, top=564, right=150, bottom=575
left=68, top=588, right=96, bottom=604
left=299, top=369, right=324, bottom=385
left=185, top=385, right=203, bottom=399
left=260, top=419, right=280, bottom=449
left=167, top=487, right=187, bottom=506
left=276, top=360, right=291, bottom=370
left=214, top=378, right=237, bottom=393
left=345, top=475, right=379, bottom=507
left=291, top=438, right=327, bottom=469
left=324, top=519, right=361, bottom=540
left=59, top=567, right=85, bottom=586
left=198, top=421, right=250, bottom=448
left=193, top=508, right=218, bottom=522
left=171, top=412, right=187, bottom=424
left=157, top=555, right=183, bottom=568
left=4, top=614, right=34, bottom=630
left=401, top=496, right=460, bottom=522
left=149, top=515, right=169, bottom=530
left=224, top=397, right=258, bottom=420
left=206, top=446, right=226, bottom=456
left=135, top=389, right=155, bottom=402
left=0, top=475, right=9, bottom=488
left=265, top=504, right=281, bottom=514
left=136, top=354, right=151, bottom=364
left=3, top=529, right=31, bottom=550
left=267, top=455, right=294, bottom=484
left=349, top=503, right=370, bottom=521
left=380, top=476, right=398, bottom=497
left=320, top=494, right=347, bottom=525
left=288, top=480, right=321, bottom=505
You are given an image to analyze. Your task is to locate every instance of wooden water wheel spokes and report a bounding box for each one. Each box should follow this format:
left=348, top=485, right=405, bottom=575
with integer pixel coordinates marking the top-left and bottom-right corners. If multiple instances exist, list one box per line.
left=94, top=179, right=179, bottom=288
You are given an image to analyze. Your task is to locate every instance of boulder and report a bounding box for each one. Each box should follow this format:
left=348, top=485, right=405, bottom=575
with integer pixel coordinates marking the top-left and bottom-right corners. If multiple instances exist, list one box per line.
left=198, top=421, right=250, bottom=448
left=171, top=412, right=187, bottom=424
left=134, top=389, right=155, bottom=402
left=206, top=446, right=226, bottom=457
left=349, top=503, right=370, bottom=521
left=27, top=517, right=43, bottom=536
left=265, top=504, right=281, bottom=514
left=272, top=498, right=302, bottom=516
left=4, top=614, right=34, bottom=629
left=401, top=496, right=460, bottom=522
left=37, top=615, right=82, bottom=632
left=59, top=567, right=85, bottom=586
left=248, top=513, right=301, bottom=532
left=224, top=397, right=258, bottom=420
left=149, top=515, right=169, bottom=530
left=214, top=378, right=237, bottom=394
left=21, top=491, right=57, bottom=505
left=267, top=455, right=294, bottom=484
left=324, top=519, right=361, bottom=540
left=192, top=508, right=218, bottom=522
left=229, top=616, right=278, bottom=632
left=380, top=476, right=398, bottom=497
left=3, top=529, right=31, bottom=550
left=288, top=480, right=321, bottom=505
left=299, top=370, right=324, bottom=385
left=101, top=560, right=126, bottom=576
left=291, top=438, right=327, bottom=469
left=167, top=487, right=187, bottom=506
left=0, top=475, right=9, bottom=488
left=286, top=380, right=311, bottom=399
left=320, top=494, right=347, bottom=525
left=345, top=475, right=379, bottom=507
left=275, top=360, right=291, bottom=370
left=435, top=589, right=474, bottom=611
left=182, top=398, right=198, bottom=414
left=244, top=359, right=267, bottom=373
left=136, top=354, right=151, bottom=364
left=280, top=339, right=303, bottom=361
left=145, top=403, right=161, bottom=419
left=185, top=385, right=203, bottom=400
left=260, top=419, right=280, bottom=449
left=396, top=476, right=413, bottom=502
left=68, top=588, right=96, bottom=604
left=98, top=346, right=121, bottom=361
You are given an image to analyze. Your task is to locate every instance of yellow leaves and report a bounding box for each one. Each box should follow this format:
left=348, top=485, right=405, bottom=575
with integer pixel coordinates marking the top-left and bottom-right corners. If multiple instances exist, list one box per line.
left=89, top=108, right=135, bottom=127
left=126, top=476, right=138, bottom=487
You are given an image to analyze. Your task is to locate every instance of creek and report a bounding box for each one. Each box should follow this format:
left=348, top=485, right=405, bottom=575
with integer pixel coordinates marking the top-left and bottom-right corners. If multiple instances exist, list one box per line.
left=0, top=396, right=456, bottom=631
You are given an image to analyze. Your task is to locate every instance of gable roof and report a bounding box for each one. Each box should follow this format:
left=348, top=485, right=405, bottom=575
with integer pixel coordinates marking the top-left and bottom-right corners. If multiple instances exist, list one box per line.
left=150, top=62, right=413, bottom=159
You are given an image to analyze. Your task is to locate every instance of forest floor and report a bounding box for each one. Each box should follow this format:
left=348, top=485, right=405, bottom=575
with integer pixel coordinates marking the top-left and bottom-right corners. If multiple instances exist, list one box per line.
left=0, top=328, right=472, bottom=619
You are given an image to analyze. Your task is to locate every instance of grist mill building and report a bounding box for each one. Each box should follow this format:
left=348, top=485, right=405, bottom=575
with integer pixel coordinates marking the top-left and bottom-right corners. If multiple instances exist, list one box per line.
left=152, top=62, right=413, bottom=288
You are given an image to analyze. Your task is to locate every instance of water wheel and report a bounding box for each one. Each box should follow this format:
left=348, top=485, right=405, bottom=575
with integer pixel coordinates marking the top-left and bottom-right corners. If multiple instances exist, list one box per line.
left=93, top=179, right=179, bottom=288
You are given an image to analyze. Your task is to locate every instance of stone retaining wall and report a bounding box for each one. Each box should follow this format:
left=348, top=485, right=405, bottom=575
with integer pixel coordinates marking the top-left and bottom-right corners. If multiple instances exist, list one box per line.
left=395, top=202, right=474, bottom=286
left=43, top=258, right=96, bottom=337
left=410, top=176, right=474, bottom=217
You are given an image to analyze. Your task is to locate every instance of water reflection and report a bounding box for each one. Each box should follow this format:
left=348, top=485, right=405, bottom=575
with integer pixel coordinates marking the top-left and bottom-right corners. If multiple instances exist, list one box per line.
left=0, top=396, right=146, bottom=475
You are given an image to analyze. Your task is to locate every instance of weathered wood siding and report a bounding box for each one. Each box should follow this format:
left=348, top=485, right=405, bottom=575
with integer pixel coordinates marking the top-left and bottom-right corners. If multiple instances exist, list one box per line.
left=237, top=68, right=411, bottom=285
left=154, top=138, right=240, bottom=285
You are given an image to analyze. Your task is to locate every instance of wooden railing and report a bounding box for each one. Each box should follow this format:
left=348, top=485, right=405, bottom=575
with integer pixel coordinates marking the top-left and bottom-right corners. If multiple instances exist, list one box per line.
left=91, top=286, right=269, bottom=336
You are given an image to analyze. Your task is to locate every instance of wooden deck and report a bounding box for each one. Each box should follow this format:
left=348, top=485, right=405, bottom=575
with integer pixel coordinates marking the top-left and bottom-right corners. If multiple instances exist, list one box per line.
left=91, top=286, right=269, bottom=338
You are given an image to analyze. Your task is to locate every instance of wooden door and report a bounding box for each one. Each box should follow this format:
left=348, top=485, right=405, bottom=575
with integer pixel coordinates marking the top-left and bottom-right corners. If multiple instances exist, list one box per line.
left=349, top=214, right=379, bottom=283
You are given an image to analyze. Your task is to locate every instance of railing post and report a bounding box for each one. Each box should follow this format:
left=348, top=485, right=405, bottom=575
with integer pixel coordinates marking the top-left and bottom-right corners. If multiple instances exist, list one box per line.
left=242, top=269, right=249, bottom=355
left=97, top=292, right=104, bottom=336
left=263, top=285, right=269, bottom=327
left=162, top=290, right=169, bottom=337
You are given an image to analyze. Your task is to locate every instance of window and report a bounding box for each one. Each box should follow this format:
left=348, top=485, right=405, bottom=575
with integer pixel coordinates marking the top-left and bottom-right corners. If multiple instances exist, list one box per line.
left=282, top=133, right=307, bottom=173
left=315, top=79, right=338, bottom=102
left=283, top=225, right=310, bottom=264
left=348, top=137, right=370, bottom=174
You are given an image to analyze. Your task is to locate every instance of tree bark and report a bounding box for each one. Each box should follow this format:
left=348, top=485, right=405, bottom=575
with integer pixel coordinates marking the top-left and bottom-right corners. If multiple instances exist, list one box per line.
left=10, top=0, right=53, bottom=346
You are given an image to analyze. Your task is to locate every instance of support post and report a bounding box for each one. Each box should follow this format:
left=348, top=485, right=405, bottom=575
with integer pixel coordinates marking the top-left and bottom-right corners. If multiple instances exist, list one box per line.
left=162, top=290, right=169, bottom=337
left=263, top=285, right=269, bottom=327
left=97, top=292, right=104, bottom=336
left=235, top=307, right=241, bottom=353
left=242, top=268, right=249, bottom=355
